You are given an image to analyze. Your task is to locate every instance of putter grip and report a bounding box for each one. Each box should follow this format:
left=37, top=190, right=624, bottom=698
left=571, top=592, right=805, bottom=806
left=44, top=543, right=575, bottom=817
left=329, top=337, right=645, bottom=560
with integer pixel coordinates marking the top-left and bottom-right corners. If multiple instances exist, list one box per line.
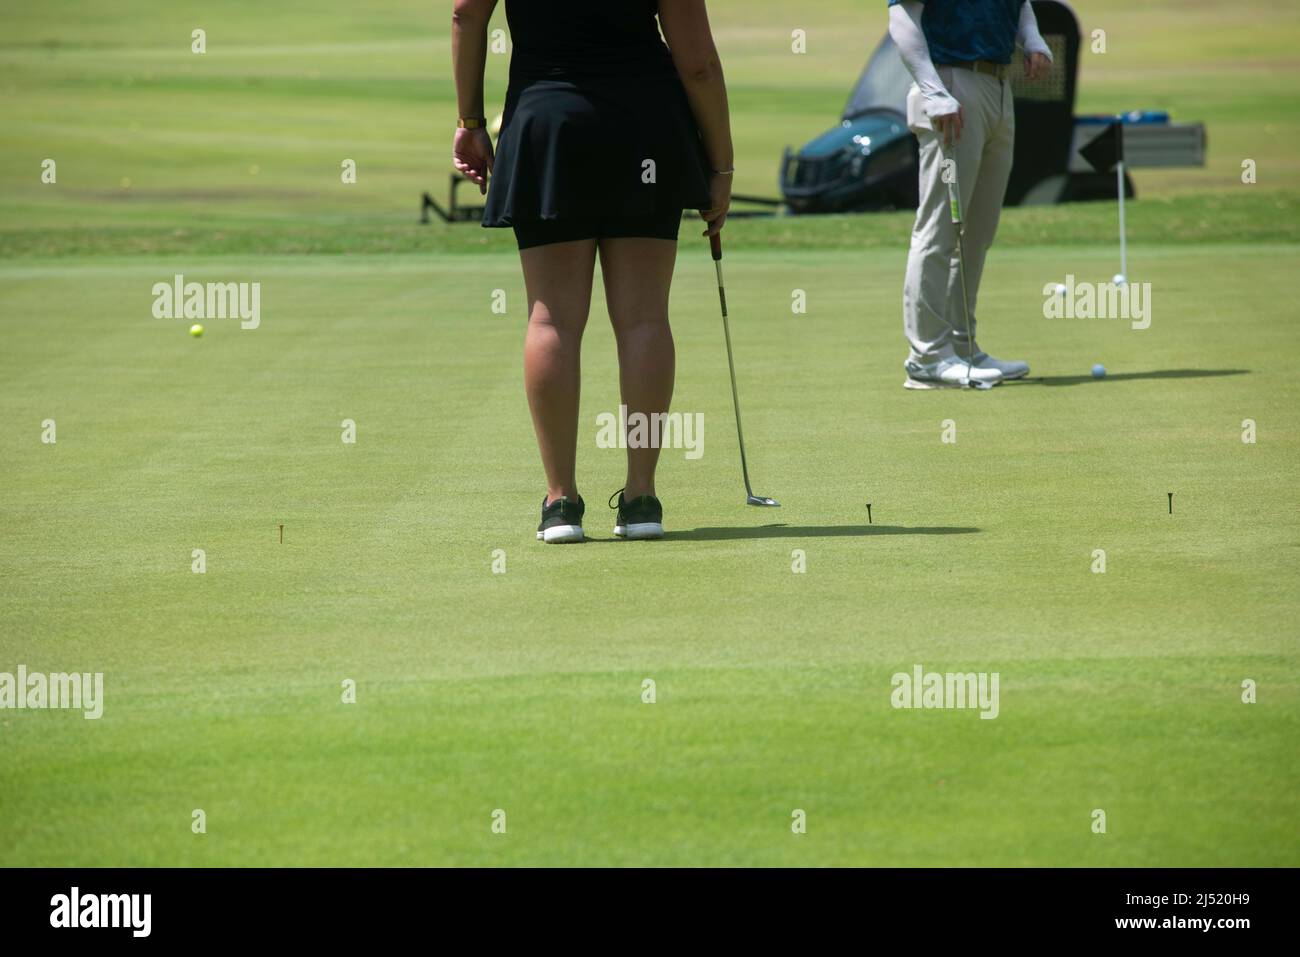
left=710, top=232, right=722, bottom=261
left=946, top=176, right=962, bottom=225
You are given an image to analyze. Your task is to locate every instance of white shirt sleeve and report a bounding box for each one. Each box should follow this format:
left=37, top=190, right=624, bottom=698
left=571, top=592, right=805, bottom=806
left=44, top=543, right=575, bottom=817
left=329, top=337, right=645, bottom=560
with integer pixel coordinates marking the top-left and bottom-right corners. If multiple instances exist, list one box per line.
left=888, top=1, right=960, bottom=119
left=1017, top=0, right=1054, bottom=60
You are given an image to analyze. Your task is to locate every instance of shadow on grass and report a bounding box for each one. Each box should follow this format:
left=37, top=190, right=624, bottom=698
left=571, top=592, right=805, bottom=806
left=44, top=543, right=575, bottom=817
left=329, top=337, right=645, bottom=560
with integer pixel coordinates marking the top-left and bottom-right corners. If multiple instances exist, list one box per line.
left=661, top=524, right=978, bottom=542
left=1010, top=368, right=1250, bottom=387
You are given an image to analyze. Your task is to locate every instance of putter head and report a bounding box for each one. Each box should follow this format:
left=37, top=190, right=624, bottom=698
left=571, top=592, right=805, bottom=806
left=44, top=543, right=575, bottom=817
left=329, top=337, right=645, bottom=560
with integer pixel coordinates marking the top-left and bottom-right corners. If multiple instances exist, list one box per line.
left=961, top=378, right=994, bottom=391
left=747, top=495, right=781, bottom=507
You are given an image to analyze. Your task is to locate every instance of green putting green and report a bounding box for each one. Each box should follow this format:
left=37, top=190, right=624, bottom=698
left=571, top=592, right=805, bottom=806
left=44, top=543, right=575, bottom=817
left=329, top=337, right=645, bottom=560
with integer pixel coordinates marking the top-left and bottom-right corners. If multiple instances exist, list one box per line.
left=1, top=0, right=1297, bottom=866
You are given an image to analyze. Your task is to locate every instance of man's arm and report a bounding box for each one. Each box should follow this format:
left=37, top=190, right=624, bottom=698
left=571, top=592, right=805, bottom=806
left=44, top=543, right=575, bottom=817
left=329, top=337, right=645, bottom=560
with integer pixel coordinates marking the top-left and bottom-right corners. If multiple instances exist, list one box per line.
left=888, top=1, right=962, bottom=143
left=1016, top=1, right=1053, bottom=80
left=1016, top=1, right=1052, bottom=58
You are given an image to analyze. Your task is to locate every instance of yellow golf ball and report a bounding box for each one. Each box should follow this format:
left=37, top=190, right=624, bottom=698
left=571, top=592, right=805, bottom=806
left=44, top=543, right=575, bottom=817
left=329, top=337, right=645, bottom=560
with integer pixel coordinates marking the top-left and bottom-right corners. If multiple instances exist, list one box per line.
left=189, top=323, right=204, bottom=337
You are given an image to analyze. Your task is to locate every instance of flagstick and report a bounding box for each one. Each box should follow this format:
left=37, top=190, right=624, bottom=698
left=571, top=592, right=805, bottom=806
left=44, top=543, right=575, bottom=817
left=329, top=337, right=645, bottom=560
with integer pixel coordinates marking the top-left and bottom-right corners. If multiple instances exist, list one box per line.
left=1116, top=158, right=1128, bottom=282
left=1080, top=119, right=1128, bottom=283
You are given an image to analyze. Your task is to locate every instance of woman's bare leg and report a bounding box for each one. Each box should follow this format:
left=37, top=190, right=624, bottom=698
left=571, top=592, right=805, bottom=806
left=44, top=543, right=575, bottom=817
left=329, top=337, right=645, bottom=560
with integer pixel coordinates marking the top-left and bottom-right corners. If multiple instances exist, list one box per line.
left=598, top=237, right=678, bottom=500
left=519, top=239, right=597, bottom=503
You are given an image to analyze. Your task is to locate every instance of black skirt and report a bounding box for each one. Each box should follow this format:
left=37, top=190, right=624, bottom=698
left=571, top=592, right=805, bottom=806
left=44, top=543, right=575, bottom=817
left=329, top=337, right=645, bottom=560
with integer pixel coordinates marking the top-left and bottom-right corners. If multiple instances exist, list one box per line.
left=483, top=74, right=711, bottom=228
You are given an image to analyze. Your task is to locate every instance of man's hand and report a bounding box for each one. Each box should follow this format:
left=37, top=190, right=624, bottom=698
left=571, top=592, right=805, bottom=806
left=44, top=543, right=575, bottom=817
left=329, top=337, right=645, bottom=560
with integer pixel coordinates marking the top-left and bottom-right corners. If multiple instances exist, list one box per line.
left=1024, top=51, right=1050, bottom=82
left=933, top=106, right=964, bottom=147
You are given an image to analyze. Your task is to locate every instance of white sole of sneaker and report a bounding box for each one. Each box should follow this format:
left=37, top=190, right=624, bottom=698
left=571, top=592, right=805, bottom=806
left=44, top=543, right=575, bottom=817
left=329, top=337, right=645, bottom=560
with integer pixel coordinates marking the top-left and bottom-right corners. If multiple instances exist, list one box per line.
left=613, top=522, right=664, bottom=540
left=904, top=377, right=997, bottom=390
left=539, top=524, right=584, bottom=544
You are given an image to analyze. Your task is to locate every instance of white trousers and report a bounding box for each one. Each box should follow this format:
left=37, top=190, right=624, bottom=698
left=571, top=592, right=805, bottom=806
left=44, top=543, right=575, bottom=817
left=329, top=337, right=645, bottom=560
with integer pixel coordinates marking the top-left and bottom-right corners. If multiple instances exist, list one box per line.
left=902, top=66, right=1015, bottom=363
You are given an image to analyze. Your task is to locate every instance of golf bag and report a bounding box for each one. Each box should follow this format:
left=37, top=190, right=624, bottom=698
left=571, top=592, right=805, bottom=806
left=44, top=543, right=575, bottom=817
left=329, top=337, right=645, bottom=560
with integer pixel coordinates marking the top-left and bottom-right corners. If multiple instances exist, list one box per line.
left=1003, top=0, right=1080, bottom=204
left=781, top=1, right=1090, bottom=212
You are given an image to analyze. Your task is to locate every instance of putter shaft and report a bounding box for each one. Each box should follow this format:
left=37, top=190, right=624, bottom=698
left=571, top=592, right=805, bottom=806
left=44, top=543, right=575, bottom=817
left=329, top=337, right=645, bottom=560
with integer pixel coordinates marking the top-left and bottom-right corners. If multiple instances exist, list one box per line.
left=945, top=163, right=977, bottom=380
left=711, top=234, right=778, bottom=506
left=714, top=258, right=755, bottom=498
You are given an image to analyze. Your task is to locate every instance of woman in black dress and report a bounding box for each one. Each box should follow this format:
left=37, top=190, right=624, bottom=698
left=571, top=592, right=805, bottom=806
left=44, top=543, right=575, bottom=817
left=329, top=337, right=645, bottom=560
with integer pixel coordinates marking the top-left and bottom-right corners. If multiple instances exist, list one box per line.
left=452, top=0, right=733, bottom=543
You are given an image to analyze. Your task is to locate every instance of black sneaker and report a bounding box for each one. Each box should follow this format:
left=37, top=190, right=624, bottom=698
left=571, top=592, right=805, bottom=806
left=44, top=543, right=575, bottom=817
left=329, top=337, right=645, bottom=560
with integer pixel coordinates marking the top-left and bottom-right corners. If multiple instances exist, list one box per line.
left=536, top=495, right=585, bottom=544
left=610, top=489, right=664, bottom=540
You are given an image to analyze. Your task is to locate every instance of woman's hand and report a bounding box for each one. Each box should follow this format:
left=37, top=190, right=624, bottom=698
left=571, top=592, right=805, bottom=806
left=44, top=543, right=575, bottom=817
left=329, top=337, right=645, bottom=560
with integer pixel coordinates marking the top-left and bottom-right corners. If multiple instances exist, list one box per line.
left=453, top=127, right=494, bottom=195
left=701, top=171, right=731, bottom=237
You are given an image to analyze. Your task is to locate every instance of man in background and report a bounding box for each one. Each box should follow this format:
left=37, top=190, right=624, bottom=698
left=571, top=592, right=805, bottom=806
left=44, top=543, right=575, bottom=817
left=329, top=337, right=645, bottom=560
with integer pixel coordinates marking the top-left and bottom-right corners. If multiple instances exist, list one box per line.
left=888, top=0, right=1052, bottom=389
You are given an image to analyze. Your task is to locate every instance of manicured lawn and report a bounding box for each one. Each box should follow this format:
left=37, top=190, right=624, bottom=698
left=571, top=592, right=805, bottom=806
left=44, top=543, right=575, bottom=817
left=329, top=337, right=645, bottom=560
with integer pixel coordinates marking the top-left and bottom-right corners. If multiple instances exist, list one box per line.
left=1, top=0, right=1296, bottom=865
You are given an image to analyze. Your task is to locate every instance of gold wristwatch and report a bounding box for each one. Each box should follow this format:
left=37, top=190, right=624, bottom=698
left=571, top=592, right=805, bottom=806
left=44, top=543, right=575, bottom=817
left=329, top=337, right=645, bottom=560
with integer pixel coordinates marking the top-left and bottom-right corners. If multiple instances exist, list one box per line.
left=457, top=116, right=487, bottom=129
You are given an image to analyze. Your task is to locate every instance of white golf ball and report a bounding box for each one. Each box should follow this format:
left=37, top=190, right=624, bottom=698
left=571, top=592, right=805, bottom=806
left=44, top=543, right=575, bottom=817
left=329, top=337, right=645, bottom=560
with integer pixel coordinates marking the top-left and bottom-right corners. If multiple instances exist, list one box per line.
left=1054, top=283, right=1068, bottom=297
left=1112, top=273, right=1127, bottom=286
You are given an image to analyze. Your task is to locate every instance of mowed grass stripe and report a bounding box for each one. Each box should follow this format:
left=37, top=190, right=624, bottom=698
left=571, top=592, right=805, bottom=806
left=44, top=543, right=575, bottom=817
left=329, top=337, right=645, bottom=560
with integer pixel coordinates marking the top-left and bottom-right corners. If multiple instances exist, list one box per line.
left=1, top=659, right=1293, bottom=866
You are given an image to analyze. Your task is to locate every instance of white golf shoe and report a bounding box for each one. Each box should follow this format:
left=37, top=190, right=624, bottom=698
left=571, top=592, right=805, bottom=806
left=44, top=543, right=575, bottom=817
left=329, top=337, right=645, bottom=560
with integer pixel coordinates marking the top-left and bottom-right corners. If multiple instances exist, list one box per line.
left=904, top=355, right=1003, bottom=390
left=972, top=351, right=1030, bottom=380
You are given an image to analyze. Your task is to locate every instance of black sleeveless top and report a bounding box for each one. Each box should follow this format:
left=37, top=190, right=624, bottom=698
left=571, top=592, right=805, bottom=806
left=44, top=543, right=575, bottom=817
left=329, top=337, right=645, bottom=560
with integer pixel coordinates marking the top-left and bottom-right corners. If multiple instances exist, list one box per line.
left=504, top=0, right=676, bottom=82
left=482, top=0, right=711, bottom=228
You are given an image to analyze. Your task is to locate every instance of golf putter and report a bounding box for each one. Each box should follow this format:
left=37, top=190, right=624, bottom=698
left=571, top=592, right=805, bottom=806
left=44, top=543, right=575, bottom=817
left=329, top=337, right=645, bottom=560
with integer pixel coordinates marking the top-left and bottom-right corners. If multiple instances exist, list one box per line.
left=710, top=232, right=779, bottom=507
left=944, top=157, right=991, bottom=390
